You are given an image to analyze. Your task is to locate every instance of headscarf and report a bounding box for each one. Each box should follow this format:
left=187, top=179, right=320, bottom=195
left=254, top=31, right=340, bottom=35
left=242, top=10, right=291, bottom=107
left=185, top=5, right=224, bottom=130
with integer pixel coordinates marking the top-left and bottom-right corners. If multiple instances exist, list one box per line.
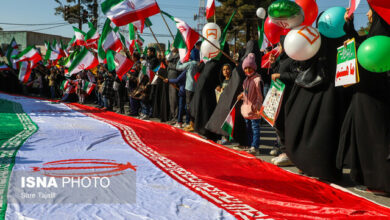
left=368, top=8, right=390, bottom=37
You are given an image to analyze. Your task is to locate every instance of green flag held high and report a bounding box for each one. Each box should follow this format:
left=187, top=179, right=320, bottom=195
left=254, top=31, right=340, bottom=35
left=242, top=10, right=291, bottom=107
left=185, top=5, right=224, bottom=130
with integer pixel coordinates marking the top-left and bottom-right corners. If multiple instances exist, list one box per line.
left=215, top=10, right=236, bottom=60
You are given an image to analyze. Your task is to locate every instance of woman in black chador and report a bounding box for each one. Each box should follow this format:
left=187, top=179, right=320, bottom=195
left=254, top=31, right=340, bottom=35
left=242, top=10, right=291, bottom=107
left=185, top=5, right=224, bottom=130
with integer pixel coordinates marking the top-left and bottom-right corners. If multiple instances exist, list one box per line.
left=283, top=18, right=351, bottom=181
left=190, top=44, right=233, bottom=141
left=337, top=7, right=390, bottom=192
left=205, top=40, right=261, bottom=146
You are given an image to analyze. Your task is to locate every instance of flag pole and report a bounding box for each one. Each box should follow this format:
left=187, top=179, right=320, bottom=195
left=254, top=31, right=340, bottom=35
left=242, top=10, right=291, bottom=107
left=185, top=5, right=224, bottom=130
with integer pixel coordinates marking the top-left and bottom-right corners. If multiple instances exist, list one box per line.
left=214, top=14, right=216, bottom=23
left=160, top=12, right=175, bottom=41
left=147, top=26, right=164, bottom=54
left=199, top=35, right=238, bottom=66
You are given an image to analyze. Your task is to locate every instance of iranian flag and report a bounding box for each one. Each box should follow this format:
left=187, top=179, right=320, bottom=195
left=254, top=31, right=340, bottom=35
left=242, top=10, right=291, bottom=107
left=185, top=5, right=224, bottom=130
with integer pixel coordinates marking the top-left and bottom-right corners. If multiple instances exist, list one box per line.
left=67, top=36, right=75, bottom=51
left=45, top=45, right=61, bottom=61
left=136, top=33, right=144, bottom=47
left=261, top=46, right=281, bottom=69
left=6, top=38, right=19, bottom=69
left=142, top=64, right=154, bottom=82
left=206, top=0, right=215, bottom=20
left=348, top=0, right=361, bottom=17
left=82, top=81, right=96, bottom=95
left=100, top=19, right=123, bottom=53
left=101, top=0, right=160, bottom=27
left=0, top=64, right=10, bottom=71
left=18, top=61, right=32, bottom=84
left=73, top=27, right=87, bottom=46
left=163, top=12, right=200, bottom=62
left=85, top=22, right=100, bottom=49
left=107, top=50, right=134, bottom=80
left=12, top=46, right=42, bottom=64
left=60, top=80, right=71, bottom=91
left=68, top=48, right=99, bottom=76
left=221, top=105, right=236, bottom=140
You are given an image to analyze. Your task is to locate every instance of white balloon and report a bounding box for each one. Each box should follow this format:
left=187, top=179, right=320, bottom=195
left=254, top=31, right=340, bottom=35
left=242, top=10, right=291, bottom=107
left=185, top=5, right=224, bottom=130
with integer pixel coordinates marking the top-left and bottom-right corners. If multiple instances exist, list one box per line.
left=202, top=23, right=221, bottom=41
left=284, top=25, right=321, bottom=61
left=200, top=39, right=220, bottom=59
left=256, top=8, right=266, bottom=19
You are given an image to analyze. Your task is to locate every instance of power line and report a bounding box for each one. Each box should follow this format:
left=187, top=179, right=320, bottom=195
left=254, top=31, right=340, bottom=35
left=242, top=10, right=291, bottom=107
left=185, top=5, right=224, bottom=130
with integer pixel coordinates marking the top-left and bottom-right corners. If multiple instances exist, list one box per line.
left=0, top=22, right=68, bottom=26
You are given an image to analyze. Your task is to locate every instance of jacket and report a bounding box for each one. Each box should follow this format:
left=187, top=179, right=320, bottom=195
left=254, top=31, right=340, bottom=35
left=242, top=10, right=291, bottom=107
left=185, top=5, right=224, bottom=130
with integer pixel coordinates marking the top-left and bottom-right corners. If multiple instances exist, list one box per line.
left=241, top=73, right=263, bottom=119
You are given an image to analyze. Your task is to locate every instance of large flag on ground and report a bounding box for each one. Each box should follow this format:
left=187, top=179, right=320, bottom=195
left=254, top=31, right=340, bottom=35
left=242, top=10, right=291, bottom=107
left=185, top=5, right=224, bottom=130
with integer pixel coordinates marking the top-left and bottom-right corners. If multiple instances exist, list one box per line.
left=82, top=81, right=96, bottom=95
left=6, top=38, right=19, bottom=69
left=100, top=19, right=123, bottom=53
left=348, top=0, right=361, bottom=17
left=12, top=46, right=42, bottom=64
left=163, top=11, right=200, bottom=62
left=18, top=61, right=32, bottom=84
left=221, top=105, right=236, bottom=140
left=206, top=0, right=215, bottom=20
left=101, top=0, right=160, bottom=26
left=68, top=48, right=99, bottom=75
left=73, top=27, right=87, bottom=46
left=3, top=93, right=390, bottom=219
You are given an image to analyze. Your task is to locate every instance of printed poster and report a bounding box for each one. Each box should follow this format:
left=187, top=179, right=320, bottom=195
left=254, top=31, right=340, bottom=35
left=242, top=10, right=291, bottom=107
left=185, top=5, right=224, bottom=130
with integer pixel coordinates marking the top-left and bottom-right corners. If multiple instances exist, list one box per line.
left=260, top=79, right=285, bottom=127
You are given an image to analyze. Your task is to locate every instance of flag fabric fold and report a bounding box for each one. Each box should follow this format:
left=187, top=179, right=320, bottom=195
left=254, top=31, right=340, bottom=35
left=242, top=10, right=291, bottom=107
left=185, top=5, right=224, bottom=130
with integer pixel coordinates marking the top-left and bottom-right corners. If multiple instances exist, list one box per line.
left=101, top=0, right=160, bottom=26
left=206, top=0, right=215, bottom=20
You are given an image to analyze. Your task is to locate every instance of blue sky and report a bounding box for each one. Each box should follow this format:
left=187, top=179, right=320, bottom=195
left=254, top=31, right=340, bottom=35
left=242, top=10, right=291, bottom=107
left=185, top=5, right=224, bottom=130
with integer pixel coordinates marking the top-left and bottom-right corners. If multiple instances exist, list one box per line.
left=1, top=0, right=370, bottom=46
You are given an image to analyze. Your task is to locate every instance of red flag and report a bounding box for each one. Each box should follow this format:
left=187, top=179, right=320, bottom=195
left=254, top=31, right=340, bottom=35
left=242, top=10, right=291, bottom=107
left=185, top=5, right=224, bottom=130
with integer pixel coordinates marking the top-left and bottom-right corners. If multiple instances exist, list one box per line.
left=261, top=47, right=281, bottom=69
left=206, top=0, right=215, bottom=20
left=348, top=0, right=361, bottom=17
left=368, top=0, right=390, bottom=25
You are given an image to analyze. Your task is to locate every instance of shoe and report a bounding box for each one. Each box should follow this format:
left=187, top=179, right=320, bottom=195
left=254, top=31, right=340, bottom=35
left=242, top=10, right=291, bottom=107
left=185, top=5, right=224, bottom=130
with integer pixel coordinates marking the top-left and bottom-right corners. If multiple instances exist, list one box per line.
left=183, top=123, right=189, bottom=128
left=174, top=122, right=183, bottom=128
left=247, top=146, right=258, bottom=155
left=273, top=154, right=294, bottom=167
left=232, top=145, right=245, bottom=150
left=270, top=147, right=281, bottom=156
left=140, top=115, right=149, bottom=120
left=183, top=124, right=194, bottom=132
left=169, top=120, right=177, bottom=125
left=101, top=107, right=107, bottom=111
left=217, top=138, right=230, bottom=145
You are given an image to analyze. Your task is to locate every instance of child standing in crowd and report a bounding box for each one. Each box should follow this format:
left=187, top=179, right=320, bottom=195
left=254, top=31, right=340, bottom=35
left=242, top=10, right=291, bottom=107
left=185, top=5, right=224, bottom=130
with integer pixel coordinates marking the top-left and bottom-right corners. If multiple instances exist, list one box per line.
left=215, top=64, right=232, bottom=103
left=216, top=64, right=232, bottom=145
left=237, top=53, right=263, bottom=155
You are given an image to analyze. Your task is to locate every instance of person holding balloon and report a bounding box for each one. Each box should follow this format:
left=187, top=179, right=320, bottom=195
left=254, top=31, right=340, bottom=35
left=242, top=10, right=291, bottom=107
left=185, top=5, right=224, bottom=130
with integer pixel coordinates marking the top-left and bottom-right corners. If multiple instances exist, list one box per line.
left=336, top=6, right=390, bottom=194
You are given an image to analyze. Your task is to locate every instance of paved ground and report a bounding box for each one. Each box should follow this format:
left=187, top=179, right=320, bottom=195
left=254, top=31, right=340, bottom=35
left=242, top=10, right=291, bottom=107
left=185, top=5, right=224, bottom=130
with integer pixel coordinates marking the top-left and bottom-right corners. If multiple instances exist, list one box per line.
left=89, top=103, right=390, bottom=208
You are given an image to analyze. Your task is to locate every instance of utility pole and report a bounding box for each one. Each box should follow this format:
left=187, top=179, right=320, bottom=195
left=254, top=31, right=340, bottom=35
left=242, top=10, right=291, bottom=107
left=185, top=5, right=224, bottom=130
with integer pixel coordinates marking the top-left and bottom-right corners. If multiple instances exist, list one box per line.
left=78, top=0, right=82, bottom=30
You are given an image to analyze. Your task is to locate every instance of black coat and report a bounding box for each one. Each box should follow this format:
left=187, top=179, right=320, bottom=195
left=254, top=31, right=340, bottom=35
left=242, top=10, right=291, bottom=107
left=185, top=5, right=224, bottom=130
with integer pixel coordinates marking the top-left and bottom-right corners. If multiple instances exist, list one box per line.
left=337, top=10, right=390, bottom=192
left=205, top=40, right=261, bottom=145
left=283, top=31, right=351, bottom=181
left=190, top=44, right=232, bottom=140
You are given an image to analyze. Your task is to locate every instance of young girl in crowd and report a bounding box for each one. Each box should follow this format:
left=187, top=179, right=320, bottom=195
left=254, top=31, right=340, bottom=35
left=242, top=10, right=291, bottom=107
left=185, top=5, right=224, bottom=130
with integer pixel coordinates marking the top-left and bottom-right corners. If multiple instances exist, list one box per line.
left=215, top=64, right=232, bottom=103
left=216, top=64, right=232, bottom=144
left=237, top=53, right=263, bottom=155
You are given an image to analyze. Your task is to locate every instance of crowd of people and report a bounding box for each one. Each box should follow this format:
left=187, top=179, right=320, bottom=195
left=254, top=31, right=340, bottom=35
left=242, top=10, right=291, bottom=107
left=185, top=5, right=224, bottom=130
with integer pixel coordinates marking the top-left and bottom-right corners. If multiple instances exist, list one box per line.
left=0, top=8, right=389, bottom=195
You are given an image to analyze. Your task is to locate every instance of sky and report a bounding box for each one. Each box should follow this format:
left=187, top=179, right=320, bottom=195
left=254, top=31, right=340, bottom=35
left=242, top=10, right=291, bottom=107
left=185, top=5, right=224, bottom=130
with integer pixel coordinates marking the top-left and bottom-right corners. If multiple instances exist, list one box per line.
left=1, top=0, right=370, bottom=46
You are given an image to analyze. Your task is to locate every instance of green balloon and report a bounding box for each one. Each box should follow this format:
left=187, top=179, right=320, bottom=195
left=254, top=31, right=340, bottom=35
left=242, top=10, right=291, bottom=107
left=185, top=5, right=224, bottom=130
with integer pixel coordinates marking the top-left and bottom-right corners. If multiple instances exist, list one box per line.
left=357, top=36, right=390, bottom=73
left=268, top=0, right=302, bottom=18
